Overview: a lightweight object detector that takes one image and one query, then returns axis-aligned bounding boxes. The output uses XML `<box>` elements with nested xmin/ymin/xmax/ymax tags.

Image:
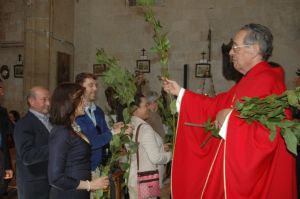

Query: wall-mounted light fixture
<box><xmin>0</xmin><ymin>65</ymin><xmax>10</xmax><ymax>79</ymax></box>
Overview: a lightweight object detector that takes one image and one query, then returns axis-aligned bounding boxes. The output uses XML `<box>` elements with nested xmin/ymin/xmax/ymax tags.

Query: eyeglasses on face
<box><xmin>231</xmin><ymin>44</ymin><xmax>252</xmax><ymax>52</ymax></box>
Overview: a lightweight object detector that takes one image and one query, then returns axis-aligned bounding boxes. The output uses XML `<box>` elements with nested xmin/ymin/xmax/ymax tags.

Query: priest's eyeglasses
<box><xmin>231</xmin><ymin>44</ymin><xmax>252</xmax><ymax>52</ymax></box>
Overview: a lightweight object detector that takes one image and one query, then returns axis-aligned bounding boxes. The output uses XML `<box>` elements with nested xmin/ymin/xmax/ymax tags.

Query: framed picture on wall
<box><xmin>195</xmin><ymin>63</ymin><xmax>211</xmax><ymax>78</ymax></box>
<box><xmin>93</xmin><ymin>64</ymin><xmax>107</xmax><ymax>76</ymax></box>
<box><xmin>57</xmin><ymin>52</ymin><xmax>71</xmax><ymax>84</ymax></box>
<box><xmin>136</xmin><ymin>60</ymin><xmax>150</xmax><ymax>73</ymax></box>
<box><xmin>14</xmin><ymin>64</ymin><xmax>24</xmax><ymax>78</ymax></box>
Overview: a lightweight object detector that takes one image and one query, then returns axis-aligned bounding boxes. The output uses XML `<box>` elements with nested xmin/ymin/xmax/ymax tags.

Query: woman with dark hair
<box><xmin>48</xmin><ymin>83</ymin><xmax>109</xmax><ymax>199</ymax></box>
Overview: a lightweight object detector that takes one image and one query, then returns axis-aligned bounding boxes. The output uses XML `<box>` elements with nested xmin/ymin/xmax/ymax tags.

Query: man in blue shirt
<box><xmin>75</xmin><ymin>73</ymin><xmax>129</xmax><ymax>199</ymax></box>
<box><xmin>75</xmin><ymin>73</ymin><xmax>113</xmax><ymax>172</ymax></box>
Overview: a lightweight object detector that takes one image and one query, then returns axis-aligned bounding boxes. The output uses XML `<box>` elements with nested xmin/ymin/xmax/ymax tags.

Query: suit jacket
<box><xmin>14</xmin><ymin>111</ymin><xmax>50</xmax><ymax>198</ymax></box>
<box><xmin>48</xmin><ymin>125</ymin><xmax>91</xmax><ymax>199</ymax></box>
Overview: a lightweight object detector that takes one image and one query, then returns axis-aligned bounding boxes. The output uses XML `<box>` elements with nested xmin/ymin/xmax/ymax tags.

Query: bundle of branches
<box><xmin>95</xmin><ymin>49</ymin><xmax>138</xmax><ymax>198</ymax></box>
<box><xmin>236</xmin><ymin>87</ymin><xmax>300</xmax><ymax>155</ymax></box>
<box><xmin>204</xmin><ymin>87</ymin><xmax>300</xmax><ymax>155</ymax></box>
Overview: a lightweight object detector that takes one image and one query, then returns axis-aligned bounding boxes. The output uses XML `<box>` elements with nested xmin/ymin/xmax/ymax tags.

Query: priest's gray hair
<box><xmin>241</xmin><ymin>23</ymin><xmax>273</xmax><ymax>61</ymax></box>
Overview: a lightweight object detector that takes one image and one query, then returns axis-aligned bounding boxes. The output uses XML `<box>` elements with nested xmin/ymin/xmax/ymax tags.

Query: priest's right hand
<box><xmin>162</xmin><ymin>78</ymin><xmax>181</xmax><ymax>96</ymax></box>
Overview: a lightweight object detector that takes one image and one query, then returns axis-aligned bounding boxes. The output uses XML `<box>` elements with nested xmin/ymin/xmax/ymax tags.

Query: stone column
<box><xmin>24</xmin><ymin>0</ymin><xmax>51</xmax><ymax>92</ymax></box>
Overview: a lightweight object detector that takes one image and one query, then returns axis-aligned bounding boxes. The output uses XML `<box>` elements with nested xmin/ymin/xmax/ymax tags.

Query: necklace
<box><xmin>71</xmin><ymin>122</ymin><xmax>90</xmax><ymax>144</ymax></box>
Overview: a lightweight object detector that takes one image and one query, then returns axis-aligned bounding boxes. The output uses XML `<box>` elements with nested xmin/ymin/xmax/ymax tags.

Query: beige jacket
<box><xmin>128</xmin><ymin>116</ymin><xmax>172</xmax><ymax>188</ymax></box>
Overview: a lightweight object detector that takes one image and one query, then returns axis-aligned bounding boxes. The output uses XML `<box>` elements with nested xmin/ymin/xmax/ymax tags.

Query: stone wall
<box><xmin>0</xmin><ymin>0</ymin><xmax>25</xmax><ymax>114</ymax></box>
<box><xmin>74</xmin><ymin>0</ymin><xmax>300</xmax><ymax>109</ymax></box>
<box><xmin>0</xmin><ymin>0</ymin><xmax>75</xmax><ymax>114</ymax></box>
<box><xmin>0</xmin><ymin>0</ymin><xmax>299</xmax><ymax>113</ymax></box>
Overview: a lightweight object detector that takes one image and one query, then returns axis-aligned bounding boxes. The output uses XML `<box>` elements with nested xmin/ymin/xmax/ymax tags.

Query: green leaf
<box><xmin>95</xmin><ymin>189</ymin><xmax>103</xmax><ymax>199</ymax></box>
<box><xmin>282</xmin><ymin>129</ymin><xmax>298</xmax><ymax>155</ymax></box>
<box><xmin>170</xmin><ymin>98</ymin><xmax>177</xmax><ymax>115</ymax></box>
<box><xmin>287</xmin><ymin>90</ymin><xmax>300</xmax><ymax>108</ymax></box>
<box><xmin>111</xmin><ymin>135</ymin><xmax>121</xmax><ymax>148</ymax></box>
<box><xmin>122</xmin><ymin>108</ymin><xmax>131</xmax><ymax>124</ymax></box>
<box><xmin>235</xmin><ymin>101</ymin><xmax>244</xmax><ymax>111</ymax></box>
<box><xmin>265</xmin><ymin>122</ymin><xmax>277</xmax><ymax>141</ymax></box>
<box><xmin>267</xmin><ymin>107</ymin><xmax>284</xmax><ymax>118</ymax></box>
<box><xmin>276</xmin><ymin>120</ymin><xmax>295</xmax><ymax>128</ymax></box>
<box><xmin>119</xmin><ymin>162</ymin><xmax>130</xmax><ymax>171</ymax></box>
<box><xmin>127</xmin><ymin>141</ymin><xmax>138</xmax><ymax>153</ymax></box>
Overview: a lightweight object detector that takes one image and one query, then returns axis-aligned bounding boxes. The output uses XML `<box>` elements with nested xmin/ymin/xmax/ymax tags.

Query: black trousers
<box><xmin>16</xmin><ymin>177</ymin><xmax>50</xmax><ymax>199</ymax></box>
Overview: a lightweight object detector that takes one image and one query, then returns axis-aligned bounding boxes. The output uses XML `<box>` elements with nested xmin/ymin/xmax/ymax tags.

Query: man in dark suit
<box><xmin>14</xmin><ymin>86</ymin><xmax>52</xmax><ymax>199</ymax></box>
<box><xmin>0</xmin><ymin>79</ymin><xmax>13</xmax><ymax>196</ymax></box>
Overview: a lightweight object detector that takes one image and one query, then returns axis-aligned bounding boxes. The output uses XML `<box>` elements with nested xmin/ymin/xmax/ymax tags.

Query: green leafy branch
<box><xmin>202</xmin><ymin>87</ymin><xmax>300</xmax><ymax>155</ymax></box>
<box><xmin>157</xmin><ymin>94</ymin><xmax>177</xmax><ymax>146</ymax></box>
<box><xmin>95</xmin><ymin>49</ymin><xmax>138</xmax><ymax>198</ymax></box>
<box><xmin>137</xmin><ymin>0</ymin><xmax>171</xmax><ymax>78</ymax></box>
<box><xmin>185</xmin><ymin>118</ymin><xmax>221</xmax><ymax>148</ymax></box>
<box><xmin>138</xmin><ymin>0</ymin><xmax>177</xmax><ymax>147</ymax></box>
<box><xmin>96</xmin><ymin>49</ymin><xmax>137</xmax><ymax>121</ymax></box>
<box><xmin>235</xmin><ymin>87</ymin><xmax>300</xmax><ymax>155</ymax></box>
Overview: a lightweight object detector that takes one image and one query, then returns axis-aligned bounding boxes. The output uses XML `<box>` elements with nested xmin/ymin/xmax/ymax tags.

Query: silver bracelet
<box><xmin>86</xmin><ymin>180</ymin><xmax>91</xmax><ymax>192</ymax></box>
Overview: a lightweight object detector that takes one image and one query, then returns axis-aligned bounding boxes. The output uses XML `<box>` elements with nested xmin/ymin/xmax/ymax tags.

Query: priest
<box><xmin>163</xmin><ymin>23</ymin><xmax>297</xmax><ymax>199</ymax></box>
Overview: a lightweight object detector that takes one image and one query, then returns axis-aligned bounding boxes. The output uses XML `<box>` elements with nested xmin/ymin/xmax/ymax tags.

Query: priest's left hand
<box><xmin>215</xmin><ymin>108</ymin><xmax>233</xmax><ymax>128</ymax></box>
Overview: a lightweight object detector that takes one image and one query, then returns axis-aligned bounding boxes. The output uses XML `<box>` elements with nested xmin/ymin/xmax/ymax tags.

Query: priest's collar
<box><xmin>243</xmin><ymin>61</ymin><xmax>269</xmax><ymax>77</ymax></box>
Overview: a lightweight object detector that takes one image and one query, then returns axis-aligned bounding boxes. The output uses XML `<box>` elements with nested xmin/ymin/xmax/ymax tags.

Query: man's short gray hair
<box><xmin>241</xmin><ymin>23</ymin><xmax>273</xmax><ymax>61</ymax></box>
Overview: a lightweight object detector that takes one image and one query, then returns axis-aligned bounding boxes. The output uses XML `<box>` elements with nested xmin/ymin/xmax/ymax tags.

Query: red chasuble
<box><xmin>171</xmin><ymin>61</ymin><xmax>297</xmax><ymax>199</ymax></box>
